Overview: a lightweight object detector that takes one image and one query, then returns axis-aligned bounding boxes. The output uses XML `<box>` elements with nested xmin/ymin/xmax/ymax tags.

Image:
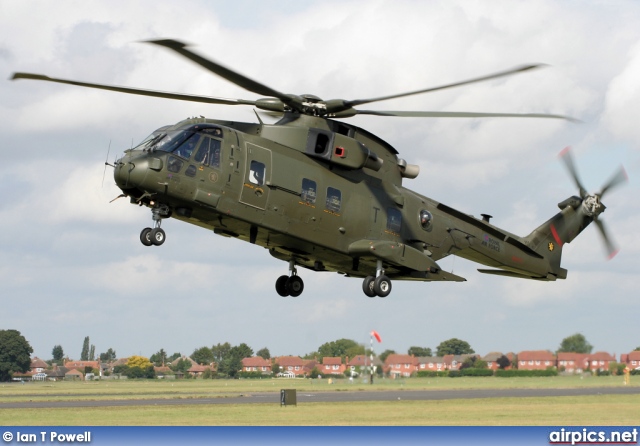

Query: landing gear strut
<box><xmin>362</xmin><ymin>260</ymin><xmax>392</xmax><ymax>298</ymax></box>
<box><xmin>140</xmin><ymin>205</ymin><xmax>170</xmax><ymax>246</ymax></box>
<box><xmin>276</xmin><ymin>260</ymin><xmax>304</xmax><ymax>297</ymax></box>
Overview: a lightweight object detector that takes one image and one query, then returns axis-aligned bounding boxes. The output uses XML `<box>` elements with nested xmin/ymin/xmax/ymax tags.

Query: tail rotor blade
<box><xmin>594</xmin><ymin>218</ymin><xmax>619</xmax><ymax>260</ymax></box>
<box><xmin>599</xmin><ymin>166</ymin><xmax>628</xmax><ymax>198</ymax></box>
<box><xmin>559</xmin><ymin>147</ymin><xmax>588</xmax><ymax>199</ymax></box>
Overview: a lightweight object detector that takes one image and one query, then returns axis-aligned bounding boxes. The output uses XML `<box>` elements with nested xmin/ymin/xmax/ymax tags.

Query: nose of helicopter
<box><xmin>113</xmin><ymin>154</ymin><xmax>151</xmax><ymax>190</ymax></box>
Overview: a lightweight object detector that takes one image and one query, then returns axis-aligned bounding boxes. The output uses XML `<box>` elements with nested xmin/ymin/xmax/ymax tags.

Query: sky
<box><xmin>1</xmin><ymin>0</ymin><xmax>639</xmax><ymax>362</ymax></box>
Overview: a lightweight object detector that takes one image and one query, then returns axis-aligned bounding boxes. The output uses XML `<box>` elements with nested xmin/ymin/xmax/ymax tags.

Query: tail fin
<box><xmin>522</xmin><ymin>196</ymin><xmax>593</xmax><ymax>280</ymax></box>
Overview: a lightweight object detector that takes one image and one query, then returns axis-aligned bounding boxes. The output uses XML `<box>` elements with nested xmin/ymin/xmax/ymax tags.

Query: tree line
<box><xmin>0</xmin><ymin>329</ymin><xmax>632</xmax><ymax>382</ymax></box>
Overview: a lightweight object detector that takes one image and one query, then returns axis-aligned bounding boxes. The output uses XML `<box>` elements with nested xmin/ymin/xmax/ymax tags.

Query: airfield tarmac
<box><xmin>2</xmin><ymin>386</ymin><xmax>639</xmax><ymax>409</ymax></box>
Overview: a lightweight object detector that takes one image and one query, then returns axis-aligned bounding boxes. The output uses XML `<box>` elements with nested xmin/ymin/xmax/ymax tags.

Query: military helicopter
<box><xmin>11</xmin><ymin>39</ymin><xmax>627</xmax><ymax>298</ymax></box>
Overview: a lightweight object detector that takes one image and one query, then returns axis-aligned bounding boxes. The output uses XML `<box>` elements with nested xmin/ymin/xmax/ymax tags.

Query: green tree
<box><xmin>436</xmin><ymin>338</ymin><xmax>475</xmax><ymax>356</ymax></box>
<box><xmin>256</xmin><ymin>347</ymin><xmax>271</xmax><ymax>360</ymax></box>
<box><xmin>318</xmin><ymin>339</ymin><xmax>360</xmax><ymax>359</ymax></box>
<box><xmin>218</xmin><ymin>355</ymin><xmax>243</xmax><ymax>378</ymax></box>
<box><xmin>99</xmin><ymin>348</ymin><xmax>117</xmax><ymax>362</ymax></box>
<box><xmin>0</xmin><ymin>330</ymin><xmax>33</xmax><ymax>382</ymax></box>
<box><xmin>150</xmin><ymin>349</ymin><xmax>168</xmax><ymax>366</ymax></box>
<box><xmin>408</xmin><ymin>346</ymin><xmax>432</xmax><ymax>357</ymax></box>
<box><xmin>230</xmin><ymin>343</ymin><xmax>253</xmax><ymax>360</ymax></box>
<box><xmin>191</xmin><ymin>346</ymin><xmax>214</xmax><ymax>365</ymax></box>
<box><xmin>557</xmin><ymin>333</ymin><xmax>593</xmax><ymax>354</ymax></box>
<box><xmin>52</xmin><ymin>345</ymin><xmax>64</xmax><ymax>363</ymax></box>
<box><xmin>211</xmin><ymin>342</ymin><xmax>231</xmax><ymax>363</ymax></box>
<box><xmin>89</xmin><ymin>345</ymin><xmax>95</xmax><ymax>361</ymax></box>
<box><xmin>170</xmin><ymin>358</ymin><xmax>192</xmax><ymax>374</ymax></box>
<box><xmin>80</xmin><ymin>336</ymin><xmax>90</xmax><ymax>361</ymax></box>
<box><xmin>379</xmin><ymin>349</ymin><xmax>396</xmax><ymax>363</ymax></box>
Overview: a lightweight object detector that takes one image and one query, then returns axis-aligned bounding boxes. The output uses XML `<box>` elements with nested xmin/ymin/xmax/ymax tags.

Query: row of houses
<box><xmin>20</xmin><ymin>350</ymin><xmax>640</xmax><ymax>380</ymax></box>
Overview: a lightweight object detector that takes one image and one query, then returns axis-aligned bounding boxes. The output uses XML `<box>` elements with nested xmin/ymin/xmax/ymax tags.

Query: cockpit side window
<box><xmin>173</xmin><ymin>133</ymin><xmax>201</xmax><ymax>160</ymax></box>
<box><xmin>193</xmin><ymin>136</ymin><xmax>222</xmax><ymax>168</ymax></box>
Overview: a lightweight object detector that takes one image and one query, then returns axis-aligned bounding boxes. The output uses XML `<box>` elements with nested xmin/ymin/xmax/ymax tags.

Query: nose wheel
<box><xmin>275</xmin><ymin>260</ymin><xmax>304</xmax><ymax>297</ymax></box>
<box><xmin>140</xmin><ymin>205</ymin><xmax>170</xmax><ymax>246</ymax></box>
<box><xmin>362</xmin><ymin>260</ymin><xmax>392</xmax><ymax>298</ymax></box>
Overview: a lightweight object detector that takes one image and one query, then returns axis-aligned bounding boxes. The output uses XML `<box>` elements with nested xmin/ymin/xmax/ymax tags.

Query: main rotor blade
<box><xmin>559</xmin><ymin>147</ymin><xmax>588</xmax><ymax>198</ymax></box>
<box><xmin>346</xmin><ymin>64</ymin><xmax>544</xmax><ymax>108</ymax></box>
<box><xmin>11</xmin><ymin>72</ymin><xmax>257</xmax><ymax>106</ymax></box>
<box><xmin>598</xmin><ymin>166</ymin><xmax>628</xmax><ymax>198</ymax></box>
<box><xmin>146</xmin><ymin>39</ymin><xmax>295</xmax><ymax>105</ymax></box>
<box><xmin>355</xmin><ymin>109</ymin><xmax>578</xmax><ymax>121</ymax></box>
<box><xmin>594</xmin><ymin>218</ymin><xmax>619</xmax><ymax>259</ymax></box>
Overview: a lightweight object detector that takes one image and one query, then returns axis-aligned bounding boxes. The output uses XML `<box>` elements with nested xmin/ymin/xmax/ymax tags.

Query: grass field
<box><xmin>1</xmin><ymin>376</ymin><xmax>638</xmax><ymax>425</ymax></box>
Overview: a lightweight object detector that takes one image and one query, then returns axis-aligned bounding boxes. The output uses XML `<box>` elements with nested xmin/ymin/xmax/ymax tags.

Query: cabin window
<box><xmin>185</xmin><ymin>165</ymin><xmax>197</xmax><ymax>177</ymax></box>
<box><xmin>167</xmin><ymin>156</ymin><xmax>183</xmax><ymax>173</ymax></box>
<box><xmin>326</xmin><ymin>187</ymin><xmax>342</xmax><ymax>213</ymax></box>
<box><xmin>387</xmin><ymin>208</ymin><xmax>402</xmax><ymax>233</ymax></box>
<box><xmin>249</xmin><ymin>160</ymin><xmax>265</xmax><ymax>185</ymax></box>
<box><xmin>419</xmin><ymin>210</ymin><xmax>433</xmax><ymax>231</ymax></box>
<box><xmin>301</xmin><ymin>179</ymin><xmax>317</xmax><ymax>205</ymax></box>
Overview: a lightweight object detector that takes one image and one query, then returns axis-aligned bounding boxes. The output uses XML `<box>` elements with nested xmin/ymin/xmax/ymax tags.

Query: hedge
<box><xmin>495</xmin><ymin>369</ymin><xmax>558</xmax><ymax>377</ymax></box>
<box><xmin>460</xmin><ymin>368</ymin><xmax>494</xmax><ymax>377</ymax></box>
<box><xmin>416</xmin><ymin>371</ymin><xmax>448</xmax><ymax>378</ymax></box>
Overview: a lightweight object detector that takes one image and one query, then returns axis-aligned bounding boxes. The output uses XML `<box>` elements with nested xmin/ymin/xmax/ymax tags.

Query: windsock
<box><xmin>371</xmin><ymin>330</ymin><xmax>382</xmax><ymax>343</ymax></box>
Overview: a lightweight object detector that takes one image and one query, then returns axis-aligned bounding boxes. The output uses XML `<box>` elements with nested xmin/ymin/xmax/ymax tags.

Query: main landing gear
<box><xmin>275</xmin><ymin>260</ymin><xmax>305</xmax><ymax>297</ymax></box>
<box><xmin>140</xmin><ymin>205</ymin><xmax>169</xmax><ymax>247</ymax></box>
<box><xmin>362</xmin><ymin>260</ymin><xmax>392</xmax><ymax>298</ymax></box>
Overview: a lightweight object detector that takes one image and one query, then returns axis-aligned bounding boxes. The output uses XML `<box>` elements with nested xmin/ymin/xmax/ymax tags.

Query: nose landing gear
<box><xmin>362</xmin><ymin>260</ymin><xmax>392</xmax><ymax>298</ymax></box>
<box><xmin>140</xmin><ymin>205</ymin><xmax>170</xmax><ymax>246</ymax></box>
<box><xmin>275</xmin><ymin>260</ymin><xmax>305</xmax><ymax>297</ymax></box>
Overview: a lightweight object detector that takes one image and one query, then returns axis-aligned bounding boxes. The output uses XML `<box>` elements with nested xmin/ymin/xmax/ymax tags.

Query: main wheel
<box><xmin>362</xmin><ymin>276</ymin><xmax>376</xmax><ymax>298</ymax></box>
<box><xmin>275</xmin><ymin>275</ymin><xmax>290</xmax><ymax>297</ymax></box>
<box><xmin>373</xmin><ymin>275</ymin><xmax>392</xmax><ymax>297</ymax></box>
<box><xmin>286</xmin><ymin>276</ymin><xmax>304</xmax><ymax>297</ymax></box>
<box><xmin>150</xmin><ymin>227</ymin><xmax>166</xmax><ymax>246</ymax></box>
<box><xmin>140</xmin><ymin>227</ymin><xmax>153</xmax><ymax>246</ymax></box>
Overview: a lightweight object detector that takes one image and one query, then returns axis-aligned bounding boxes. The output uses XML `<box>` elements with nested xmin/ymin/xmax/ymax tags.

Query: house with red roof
<box><xmin>64</xmin><ymin>360</ymin><xmax>100</xmax><ymax>373</ymax></box>
<box><xmin>587</xmin><ymin>352</ymin><xmax>616</xmax><ymax>372</ymax></box>
<box><xmin>621</xmin><ymin>351</ymin><xmax>640</xmax><ymax>370</ymax></box>
<box><xmin>321</xmin><ymin>357</ymin><xmax>346</xmax><ymax>376</ymax></box>
<box><xmin>274</xmin><ymin>356</ymin><xmax>307</xmax><ymax>377</ymax></box>
<box><xmin>242</xmin><ymin>356</ymin><xmax>272</xmax><ymax>374</ymax></box>
<box><xmin>384</xmin><ymin>354</ymin><xmax>418</xmax><ymax>377</ymax></box>
<box><xmin>417</xmin><ymin>356</ymin><xmax>446</xmax><ymax>372</ymax></box>
<box><xmin>517</xmin><ymin>351</ymin><xmax>556</xmax><ymax>370</ymax></box>
<box><xmin>557</xmin><ymin>352</ymin><xmax>589</xmax><ymax>373</ymax></box>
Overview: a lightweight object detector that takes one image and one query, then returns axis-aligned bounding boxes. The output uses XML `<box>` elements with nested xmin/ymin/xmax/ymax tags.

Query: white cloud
<box><xmin>1</xmin><ymin>0</ymin><xmax>639</xmax><ymax>359</ymax></box>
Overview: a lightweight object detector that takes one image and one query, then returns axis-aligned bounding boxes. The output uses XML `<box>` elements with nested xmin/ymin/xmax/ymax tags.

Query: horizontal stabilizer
<box><xmin>477</xmin><ymin>269</ymin><xmax>555</xmax><ymax>281</ymax></box>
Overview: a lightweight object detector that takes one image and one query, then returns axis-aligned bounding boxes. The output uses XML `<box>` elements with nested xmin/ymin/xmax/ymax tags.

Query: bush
<box><xmin>495</xmin><ymin>369</ymin><xmax>558</xmax><ymax>377</ymax></box>
<box><xmin>448</xmin><ymin>370</ymin><xmax>461</xmax><ymax>378</ymax></box>
<box><xmin>237</xmin><ymin>371</ymin><xmax>267</xmax><ymax>379</ymax></box>
<box><xmin>416</xmin><ymin>371</ymin><xmax>448</xmax><ymax>378</ymax></box>
<box><xmin>460</xmin><ymin>368</ymin><xmax>494</xmax><ymax>377</ymax></box>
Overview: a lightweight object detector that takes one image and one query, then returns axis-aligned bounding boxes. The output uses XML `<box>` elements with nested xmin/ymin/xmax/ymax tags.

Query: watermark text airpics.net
<box><xmin>549</xmin><ymin>428</ymin><xmax>638</xmax><ymax>445</ymax></box>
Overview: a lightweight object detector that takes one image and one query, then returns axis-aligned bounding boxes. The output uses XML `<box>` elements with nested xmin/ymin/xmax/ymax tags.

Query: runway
<box><xmin>2</xmin><ymin>386</ymin><xmax>639</xmax><ymax>409</ymax></box>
